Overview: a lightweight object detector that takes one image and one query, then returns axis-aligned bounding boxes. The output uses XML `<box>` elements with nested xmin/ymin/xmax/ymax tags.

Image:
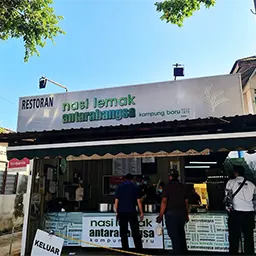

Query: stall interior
<box><xmin>41</xmin><ymin>152</ymin><xmax>230</xmax><ymax>215</ymax></box>
<box><xmin>23</xmin><ymin>152</ymin><xmax>238</xmax><ymax>253</ymax></box>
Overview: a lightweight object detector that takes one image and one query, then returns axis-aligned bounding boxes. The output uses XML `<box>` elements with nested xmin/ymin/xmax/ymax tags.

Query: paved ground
<box><xmin>61</xmin><ymin>248</ymin><xmax>227</xmax><ymax>256</ymax></box>
<box><xmin>0</xmin><ymin>235</ymin><xmax>230</xmax><ymax>256</ymax></box>
<box><xmin>1</xmin><ymin>232</ymin><xmax>21</xmax><ymax>256</ymax></box>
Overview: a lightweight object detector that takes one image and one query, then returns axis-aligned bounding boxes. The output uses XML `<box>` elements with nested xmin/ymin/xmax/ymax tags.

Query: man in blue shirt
<box><xmin>114</xmin><ymin>173</ymin><xmax>144</xmax><ymax>252</ymax></box>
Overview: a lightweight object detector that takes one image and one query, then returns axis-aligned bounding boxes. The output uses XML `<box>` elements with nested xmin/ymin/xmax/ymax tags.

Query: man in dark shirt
<box><xmin>157</xmin><ymin>169</ymin><xmax>189</xmax><ymax>255</ymax></box>
<box><xmin>114</xmin><ymin>173</ymin><xmax>144</xmax><ymax>252</ymax></box>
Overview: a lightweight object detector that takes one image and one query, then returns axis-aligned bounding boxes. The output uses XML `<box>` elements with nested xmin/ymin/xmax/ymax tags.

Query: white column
<box><xmin>20</xmin><ymin>159</ymin><xmax>34</xmax><ymax>256</ymax></box>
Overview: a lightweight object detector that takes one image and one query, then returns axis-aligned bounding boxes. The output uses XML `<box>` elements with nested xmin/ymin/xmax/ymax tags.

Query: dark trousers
<box><xmin>165</xmin><ymin>211</ymin><xmax>187</xmax><ymax>255</ymax></box>
<box><xmin>118</xmin><ymin>212</ymin><xmax>142</xmax><ymax>251</ymax></box>
<box><xmin>228</xmin><ymin>210</ymin><xmax>255</xmax><ymax>255</ymax></box>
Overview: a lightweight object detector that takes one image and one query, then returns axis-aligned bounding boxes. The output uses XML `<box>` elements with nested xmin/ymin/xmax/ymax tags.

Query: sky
<box><xmin>0</xmin><ymin>0</ymin><xmax>256</xmax><ymax>131</ymax></box>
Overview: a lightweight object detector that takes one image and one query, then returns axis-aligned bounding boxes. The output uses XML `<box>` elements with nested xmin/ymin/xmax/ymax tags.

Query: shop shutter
<box><xmin>0</xmin><ymin>171</ymin><xmax>4</xmax><ymax>193</ymax></box>
<box><xmin>4</xmin><ymin>174</ymin><xmax>17</xmax><ymax>194</ymax></box>
<box><xmin>0</xmin><ymin>162</ymin><xmax>6</xmax><ymax>194</ymax></box>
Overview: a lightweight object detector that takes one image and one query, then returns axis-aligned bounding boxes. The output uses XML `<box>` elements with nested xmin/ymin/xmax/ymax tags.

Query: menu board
<box><xmin>164</xmin><ymin>214</ymin><xmax>229</xmax><ymax>252</ymax></box>
<box><xmin>112</xmin><ymin>158</ymin><xmax>141</xmax><ymax>176</ymax></box>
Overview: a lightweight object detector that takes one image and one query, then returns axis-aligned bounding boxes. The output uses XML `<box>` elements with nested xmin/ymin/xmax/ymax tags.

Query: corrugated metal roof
<box><xmin>0</xmin><ymin>114</ymin><xmax>255</xmax><ymax>147</ymax></box>
<box><xmin>230</xmin><ymin>56</ymin><xmax>256</xmax><ymax>87</ymax></box>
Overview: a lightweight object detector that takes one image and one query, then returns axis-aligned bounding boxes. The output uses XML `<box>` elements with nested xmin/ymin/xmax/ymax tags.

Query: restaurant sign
<box><xmin>17</xmin><ymin>74</ymin><xmax>243</xmax><ymax>132</ymax></box>
<box><xmin>82</xmin><ymin>215</ymin><xmax>163</xmax><ymax>248</ymax></box>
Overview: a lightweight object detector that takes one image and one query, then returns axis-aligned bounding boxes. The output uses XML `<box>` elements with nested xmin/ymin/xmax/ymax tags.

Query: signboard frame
<box><xmin>17</xmin><ymin>74</ymin><xmax>243</xmax><ymax>133</ymax></box>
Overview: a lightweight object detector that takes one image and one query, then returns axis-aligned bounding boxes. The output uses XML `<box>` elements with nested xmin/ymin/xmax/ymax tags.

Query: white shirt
<box><xmin>226</xmin><ymin>176</ymin><xmax>256</xmax><ymax>212</ymax></box>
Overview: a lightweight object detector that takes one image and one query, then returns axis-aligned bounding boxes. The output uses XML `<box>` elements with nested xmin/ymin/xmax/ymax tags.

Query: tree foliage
<box><xmin>155</xmin><ymin>0</ymin><xmax>216</xmax><ymax>27</ymax></box>
<box><xmin>0</xmin><ymin>0</ymin><xmax>65</xmax><ymax>61</ymax></box>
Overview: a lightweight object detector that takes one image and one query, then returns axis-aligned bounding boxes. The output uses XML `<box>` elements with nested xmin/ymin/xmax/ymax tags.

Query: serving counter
<box><xmin>42</xmin><ymin>212</ymin><xmax>234</xmax><ymax>251</ymax></box>
<box><xmin>43</xmin><ymin>212</ymin><xmax>163</xmax><ymax>248</ymax></box>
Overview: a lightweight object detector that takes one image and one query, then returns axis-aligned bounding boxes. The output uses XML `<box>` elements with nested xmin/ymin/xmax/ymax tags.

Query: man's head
<box><xmin>135</xmin><ymin>175</ymin><xmax>143</xmax><ymax>185</ymax></box>
<box><xmin>125</xmin><ymin>173</ymin><xmax>134</xmax><ymax>180</ymax></box>
<box><xmin>168</xmin><ymin>169</ymin><xmax>179</xmax><ymax>180</ymax></box>
<box><xmin>233</xmin><ymin>165</ymin><xmax>245</xmax><ymax>178</ymax></box>
<box><xmin>143</xmin><ymin>176</ymin><xmax>150</xmax><ymax>185</ymax></box>
<box><xmin>159</xmin><ymin>182</ymin><xmax>164</xmax><ymax>190</ymax></box>
<box><xmin>136</xmin><ymin>175</ymin><xmax>143</xmax><ymax>181</ymax></box>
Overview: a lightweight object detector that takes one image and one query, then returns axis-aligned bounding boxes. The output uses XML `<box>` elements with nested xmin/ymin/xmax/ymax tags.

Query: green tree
<box><xmin>155</xmin><ymin>0</ymin><xmax>216</xmax><ymax>27</ymax></box>
<box><xmin>0</xmin><ymin>0</ymin><xmax>65</xmax><ymax>62</ymax></box>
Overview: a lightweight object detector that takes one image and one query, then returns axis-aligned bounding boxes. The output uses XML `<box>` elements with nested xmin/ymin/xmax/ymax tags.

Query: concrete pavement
<box><xmin>61</xmin><ymin>248</ymin><xmax>227</xmax><ymax>256</ymax></box>
<box><xmin>1</xmin><ymin>231</ymin><xmax>21</xmax><ymax>256</ymax></box>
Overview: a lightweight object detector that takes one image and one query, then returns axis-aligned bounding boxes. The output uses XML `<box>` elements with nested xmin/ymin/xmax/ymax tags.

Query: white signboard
<box><xmin>31</xmin><ymin>229</ymin><xmax>64</xmax><ymax>256</ymax></box>
<box><xmin>17</xmin><ymin>74</ymin><xmax>243</xmax><ymax>132</ymax></box>
<box><xmin>82</xmin><ymin>215</ymin><xmax>163</xmax><ymax>249</ymax></box>
<box><xmin>0</xmin><ymin>146</ymin><xmax>7</xmax><ymax>163</ymax></box>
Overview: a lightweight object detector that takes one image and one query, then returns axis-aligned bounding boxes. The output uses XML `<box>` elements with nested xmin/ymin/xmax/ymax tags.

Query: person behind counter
<box><xmin>156</xmin><ymin>182</ymin><xmax>164</xmax><ymax>212</ymax></box>
<box><xmin>189</xmin><ymin>188</ymin><xmax>201</xmax><ymax>206</ymax></box>
<box><xmin>75</xmin><ymin>180</ymin><xmax>84</xmax><ymax>210</ymax></box>
<box><xmin>157</xmin><ymin>169</ymin><xmax>189</xmax><ymax>255</ymax></box>
<box><xmin>143</xmin><ymin>176</ymin><xmax>156</xmax><ymax>204</ymax></box>
<box><xmin>114</xmin><ymin>173</ymin><xmax>144</xmax><ymax>253</ymax></box>
<box><xmin>135</xmin><ymin>175</ymin><xmax>146</xmax><ymax>199</ymax></box>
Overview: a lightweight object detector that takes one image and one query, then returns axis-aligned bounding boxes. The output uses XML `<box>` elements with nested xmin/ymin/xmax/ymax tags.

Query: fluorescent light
<box><xmin>189</xmin><ymin>162</ymin><xmax>217</xmax><ymax>165</ymax></box>
<box><xmin>185</xmin><ymin>166</ymin><xmax>210</xmax><ymax>169</ymax></box>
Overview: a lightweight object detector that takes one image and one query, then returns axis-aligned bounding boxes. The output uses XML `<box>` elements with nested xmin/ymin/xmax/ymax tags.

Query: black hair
<box><xmin>125</xmin><ymin>173</ymin><xmax>134</xmax><ymax>180</ymax></box>
<box><xmin>233</xmin><ymin>165</ymin><xmax>245</xmax><ymax>176</ymax></box>
<box><xmin>136</xmin><ymin>175</ymin><xmax>143</xmax><ymax>180</ymax></box>
<box><xmin>169</xmin><ymin>169</ymin><xmax>179</xmax><ymax>179</ymax></box>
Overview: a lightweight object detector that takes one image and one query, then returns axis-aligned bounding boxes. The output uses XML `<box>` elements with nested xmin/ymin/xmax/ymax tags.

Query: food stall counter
<box><xmin>42</xmin><ymin>212</ymin><xmax>235</xmax><ymax>251</ymax></box>
<box><xmin>43</xmin><ymin>212</ymin><xmax>162</xmax><ymax>248</ymax></box>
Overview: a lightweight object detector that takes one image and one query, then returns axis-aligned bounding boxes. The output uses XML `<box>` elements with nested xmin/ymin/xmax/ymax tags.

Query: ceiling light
<box><xmin>185</xmin><ymin>166</ymin><xmax>210</xmax><ymax>169</ymax></box>
<box><xmin>189</xmin><ymin>161</ymin><xmax>217</xmax><ymax>165</ymax></box>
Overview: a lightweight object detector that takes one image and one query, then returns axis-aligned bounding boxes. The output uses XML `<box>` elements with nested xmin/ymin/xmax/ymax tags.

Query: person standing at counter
<box><xmin>157</xmin><ymin>169</ymin><xmax>189</xmax><ymax>255</ymax></box>
<box><xmin>114</xmin><ymin>173</ymin><xmax>144</xmax><ymax>252</ymax></box>
<box><xmin>225</xmin><ymin>166</ymin><xmax>256</xmax><ymax>255</ymax></box>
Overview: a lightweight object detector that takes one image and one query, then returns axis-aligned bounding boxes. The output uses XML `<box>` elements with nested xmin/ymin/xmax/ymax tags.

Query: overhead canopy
<box><xmin>6</xmin><ymin>131</ymin><xmax>256</xmax><ymax>160</ymax></box>
<box><xmin>3</xmin><ymin>115</ymin><xmax>256</xmax><ymax>160</ymax></box>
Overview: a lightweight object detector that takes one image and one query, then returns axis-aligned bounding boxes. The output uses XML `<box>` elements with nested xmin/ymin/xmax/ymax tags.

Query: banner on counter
<box><xmin>164</xmin><ymin>214</ymin><xmax>229</xmax><ymax>252</ymax></box>
<box><xmin>31</xmin><ymin>229</ymin><xmax>64</xmax><ymax>256</ymax></box>
<box><xmin>82</xmin><ymin>215</ymin><xmax>163</xmax><ymax>248</ymax></box>
<box><xmin>44</xmin><ymin>220</ymin><xmax>82</xmax><ymax>247</ymax></box>
<box><xmin>17</xmin><ymin>74</ymin><xmax>243</xmax><ymax>132</ymax></box>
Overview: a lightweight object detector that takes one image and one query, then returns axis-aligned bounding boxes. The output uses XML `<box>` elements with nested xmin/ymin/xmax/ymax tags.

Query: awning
<box><xmin>7</xmin><ymin>131</ymin><xmax>256</xmax><ymax>160</ymax></box>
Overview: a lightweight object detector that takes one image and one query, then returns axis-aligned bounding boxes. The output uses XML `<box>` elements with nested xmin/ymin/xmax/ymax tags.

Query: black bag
<box><xmin>224</xmin><ymin>178</ymin><xmax>247</xmax><ymax>212</ymax></box>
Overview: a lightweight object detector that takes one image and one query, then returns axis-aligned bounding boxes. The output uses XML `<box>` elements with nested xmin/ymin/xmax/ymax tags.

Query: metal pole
<box><xmin>8</xmin><ymin>226</ymin><xmax>15</xmax><ymax>256</ymax></box>
<box><xmin>46</xmin><ymin>78</ymin><xmax>68</xmax><ymax>92</ymax></box>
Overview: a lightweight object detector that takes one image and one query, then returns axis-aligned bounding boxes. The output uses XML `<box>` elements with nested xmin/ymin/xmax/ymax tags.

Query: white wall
<box><xmin>0</xmin><ymin>195</ymin><xmax>23</xmax><ymax>232</ymax></box>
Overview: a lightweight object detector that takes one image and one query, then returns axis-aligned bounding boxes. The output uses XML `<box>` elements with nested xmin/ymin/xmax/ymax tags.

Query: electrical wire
<box><xmin>0</xmin><ymin>96</ymin><xmax>17</xmax><ymax>106</ymax></box>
